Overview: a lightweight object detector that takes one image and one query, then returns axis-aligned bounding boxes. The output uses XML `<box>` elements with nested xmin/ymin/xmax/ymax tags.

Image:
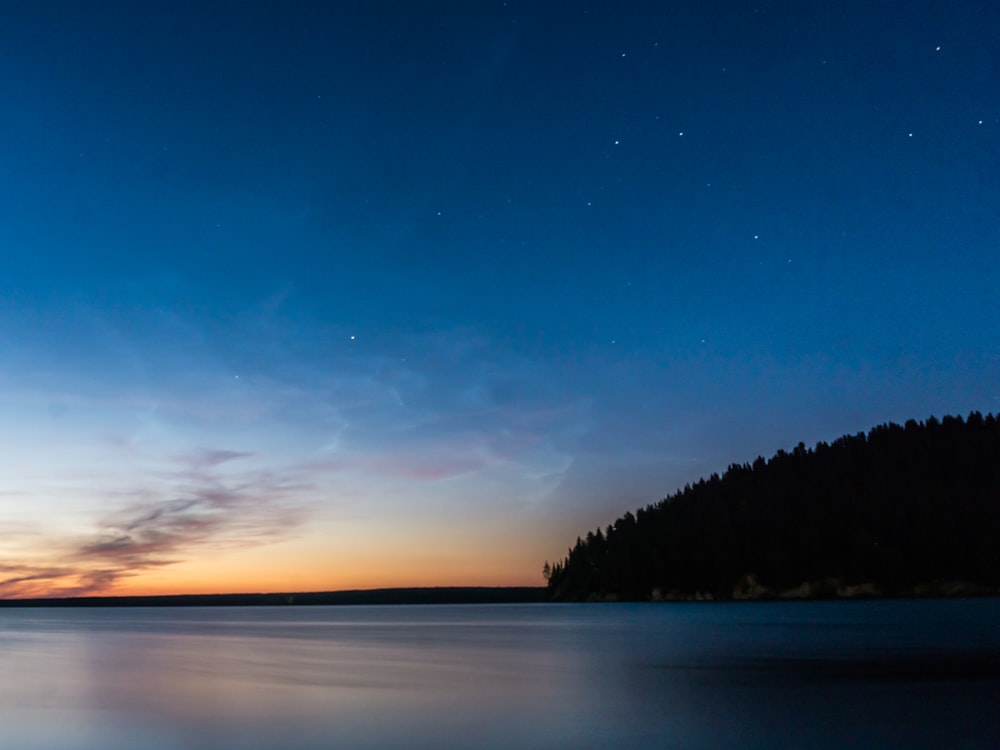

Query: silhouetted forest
<box><xmin>545</xmin><ymin>414</ymin><xmax>1000</xmax><ymax>601</ymax></box>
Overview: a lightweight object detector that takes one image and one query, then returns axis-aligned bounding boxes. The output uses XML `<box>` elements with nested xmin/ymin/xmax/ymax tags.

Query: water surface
<box><xmin>0</xmin><ymin>599</ymin><xmax>997</xmax><ymax>749</ymax></box>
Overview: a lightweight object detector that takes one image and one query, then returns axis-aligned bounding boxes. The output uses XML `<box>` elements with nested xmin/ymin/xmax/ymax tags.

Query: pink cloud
<box><xmin>0</xmin><ymin>451</ymin><xmax>308</xmax><ymax>599</ymax></box>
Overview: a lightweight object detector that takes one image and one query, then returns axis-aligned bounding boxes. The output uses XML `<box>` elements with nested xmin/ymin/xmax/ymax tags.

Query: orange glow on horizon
<box><xmin>0</xmin><ymin>511</ymin><xmax>561</xmax><ymax>600</ymax></box>
<box><xmin>3</xmin><ymin>545</ymin><xmax>547</xmax><ymax>600</ymax></box>
<box><xmin>102</xmin><ymin>570</ymin><xmax>541</xmax><ymax>598</ymax></box>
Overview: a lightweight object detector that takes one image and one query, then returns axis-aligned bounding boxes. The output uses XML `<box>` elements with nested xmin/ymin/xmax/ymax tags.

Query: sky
<box><xmin>0</xmin><ymin>0</ymin><xmax>997</xmax><ymax>598</ymax></box>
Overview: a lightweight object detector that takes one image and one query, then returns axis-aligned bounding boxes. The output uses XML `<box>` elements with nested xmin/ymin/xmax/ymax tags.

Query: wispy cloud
<box><xmin>182</xmin><ymin>448</ymin><xmax>255</xmax><ymax>470</ymax></box>
<box><xmin>0</xmin><ymin>563</ymin><xmax>80</xmax><ymax>599</ymax></box>
<box><xmin>0</xmin><ymin>450</ymin><xmax>309</xmax><ymax>599</ymax></box>
<box><xmin>0</xmin><ymin>325</ymin><xmax>588</xmax><ymax>598</ymax></box>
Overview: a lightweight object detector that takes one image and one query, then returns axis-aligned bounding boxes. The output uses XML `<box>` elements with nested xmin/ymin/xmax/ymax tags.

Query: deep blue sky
<box><xmin>1</xmin><ymin>1</ymin><xmax>997</xmax><ymax>595</ymax></box>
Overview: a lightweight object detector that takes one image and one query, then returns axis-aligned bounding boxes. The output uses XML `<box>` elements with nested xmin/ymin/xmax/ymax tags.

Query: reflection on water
<box><xmin>0</xmin><ymin>600</ymin><xmax>997</xmax><ymax>749</ymax></box>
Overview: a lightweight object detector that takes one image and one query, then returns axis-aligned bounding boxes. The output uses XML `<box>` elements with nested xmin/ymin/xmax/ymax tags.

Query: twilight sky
<box><xmin>1</xmin><ymin>1</ymin><xmax>997</xmax><ymax>597</ymax></box>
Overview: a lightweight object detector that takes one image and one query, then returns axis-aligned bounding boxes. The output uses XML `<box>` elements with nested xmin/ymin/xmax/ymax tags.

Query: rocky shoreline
<box><xmin>643</xmin><ymin>576</ymin><xmax>1000</xmax><ymax>602</ymax></box>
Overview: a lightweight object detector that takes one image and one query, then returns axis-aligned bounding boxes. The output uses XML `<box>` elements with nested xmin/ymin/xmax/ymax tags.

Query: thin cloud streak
<box><xmin>0</xmin><ymin>452</ymin><xmax>311</xmax><ymax>598</ymax></box>
<box><xmin>0</xmin><ymin>564</ymin><xmax>81</xmax><ymax>599</ymax></box>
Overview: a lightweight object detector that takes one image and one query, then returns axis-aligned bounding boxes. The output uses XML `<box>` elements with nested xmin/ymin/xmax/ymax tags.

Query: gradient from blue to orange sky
<box><xmin>1</xmin><ymin>1</ymin><xmax>997</xmax><ymax>596</ymax></box>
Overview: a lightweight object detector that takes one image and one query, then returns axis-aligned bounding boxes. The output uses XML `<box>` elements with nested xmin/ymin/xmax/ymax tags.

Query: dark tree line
<box><xmin>545</xmin><ymin>413</ymin><xmax>1000</xmax><ymax>601</ymax></box>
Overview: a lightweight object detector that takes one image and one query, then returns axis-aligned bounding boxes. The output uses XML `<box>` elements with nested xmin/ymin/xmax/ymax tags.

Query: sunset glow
<box><xmin>1</xmin><ymin>1</ymin><xmax>996</xmax><ymax>598</ymax></box>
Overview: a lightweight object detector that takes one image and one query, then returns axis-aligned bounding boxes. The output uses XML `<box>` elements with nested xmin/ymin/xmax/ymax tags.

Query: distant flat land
<box><xmin>0</xmin><ymin>587</ymin><xmax>547</xmax><ymax>607</ymax></box>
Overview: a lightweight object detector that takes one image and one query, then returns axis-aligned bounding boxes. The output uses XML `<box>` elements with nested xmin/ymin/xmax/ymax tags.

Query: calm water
<box><xmin>0</xmin><ymin>599</ymin><xmax>997</xmax><ymax>749</ymax></box>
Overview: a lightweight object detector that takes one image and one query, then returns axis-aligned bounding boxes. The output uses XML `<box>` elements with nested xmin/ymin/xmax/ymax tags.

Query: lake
<box><xmin>0</xmin><ymin>599</ymin><xmax>997</xmax><ymax>749</ymax></box>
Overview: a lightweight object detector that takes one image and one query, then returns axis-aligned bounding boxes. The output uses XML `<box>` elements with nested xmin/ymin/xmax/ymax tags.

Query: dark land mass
<box><xmin>546</xmin><ymin>413</ymin><xmax>1000</xmax><ymax>602</ymax></box>
<box><xmin>0</xmin><ymin>587</ymin><xmax>546</xmax><ymax>608</ymax></box>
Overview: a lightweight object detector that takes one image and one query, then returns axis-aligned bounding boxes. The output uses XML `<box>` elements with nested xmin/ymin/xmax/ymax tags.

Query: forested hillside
<box><xmin>545</xmin><ymin>414</ymin><xmax>1000</xmax><ymax>601</ymax></box>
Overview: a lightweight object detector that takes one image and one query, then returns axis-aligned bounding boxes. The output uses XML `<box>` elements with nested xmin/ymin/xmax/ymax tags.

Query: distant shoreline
<box><xmin>0</xmin><ymin>586</ymin><xmax>548</xmax><ymax>608</ymax></box>
<box><xmin>2</xmin><ymin>585</ymin><xmax>995</xmax><ymax>608</ymax></box>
